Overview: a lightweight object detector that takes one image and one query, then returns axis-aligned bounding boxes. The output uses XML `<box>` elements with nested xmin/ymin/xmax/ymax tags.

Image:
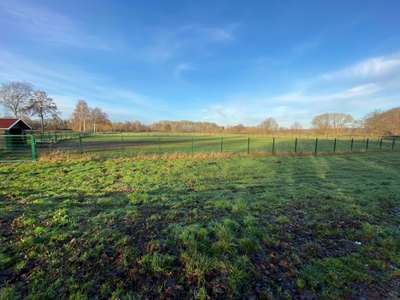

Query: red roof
<box><xmin>0</xmin><ymin>118</ymin><xmax>31</xmax><ymax>130</ymax></box>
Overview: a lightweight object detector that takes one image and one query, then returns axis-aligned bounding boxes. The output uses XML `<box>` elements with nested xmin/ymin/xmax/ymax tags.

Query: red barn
<box><xmin>0</xmin><ymin>118</ymin><xmax>32</xmax><ymax>135</ymax></box>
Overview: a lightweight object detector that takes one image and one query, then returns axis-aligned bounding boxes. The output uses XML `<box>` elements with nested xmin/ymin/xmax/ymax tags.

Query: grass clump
<box><xmin>138</xmin><ymin>252</ymin><xmax>175</xmax><ymax>274</ymax></box>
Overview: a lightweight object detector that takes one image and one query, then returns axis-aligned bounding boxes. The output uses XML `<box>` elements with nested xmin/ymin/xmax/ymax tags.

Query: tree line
<box><xmin>0</xmin><ymin>81</ymin><xmax>399</xmax><ymax>136</ymax></box>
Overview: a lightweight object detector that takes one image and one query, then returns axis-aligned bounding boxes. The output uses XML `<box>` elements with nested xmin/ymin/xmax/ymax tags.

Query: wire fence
<box><xmin>0</xmin><ymin>135</ymin><xmax>35</xmax><ymax>162</ymax></box>
<box><xmin>0</xmin><ymin>133</ymin><xmax>399</xmax><ymax>162</ymax></box>
<box><xmin>0</xmin><ymin>132</ymin><xmax>91</xmax><ymax>162</ymax></box>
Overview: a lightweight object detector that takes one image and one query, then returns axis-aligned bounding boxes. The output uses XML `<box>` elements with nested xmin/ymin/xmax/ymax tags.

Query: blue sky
<box><xmin>0</xmin><ymin>0</ymin><xmax>399</xmax><ymax>127</ymax></box>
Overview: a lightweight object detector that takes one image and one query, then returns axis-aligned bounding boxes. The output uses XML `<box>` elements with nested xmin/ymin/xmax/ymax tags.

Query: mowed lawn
<box><xmin>1</xmin><ymin>153</ymin><xmax>400</xmax><ymax>299</ymax></box>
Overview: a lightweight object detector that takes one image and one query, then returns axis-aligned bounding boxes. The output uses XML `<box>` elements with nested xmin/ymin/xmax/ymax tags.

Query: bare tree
<box><xmin>226</xmin><ymin>124</ymin><xmax>247</xmax><ymax>133</ymax></box>
<box><xmin>150</xmin><ymin>120</ymin><xmax>222</xmax><ymax>133</ymax></box>
<box><xmin>364</xmin><ymin>108</ymin><xmax>400</xmax><ymax>135</ymax></box>
<box><xmin>27</xmin><ymin>90</ymin><xmax>59</xmax><ymax>133</ymax></box>
<box><xmin>290</xmin><ymin>121</ymin><xmax>303</xmax><ymax>130</ymax></box>
<box><xmin>258</xmin><ymin>117</ymin><xmax>279</xmax><ymax>133</ymax></box>
<box><xmin>71</xmin><ymin>100</ymin><xmax>90</xmax><ymax>132</ymax></box>
<box><xmin>0</xmin><ymin>82</ymin><xmax>33</xmax><ymax>118</ymax></box>
<box><xmin>90</xmin><ymin>107</ymin><xmax>110</xmax><ymax>132</ymax></box>
<box><xmin>312</xmin><ymin>113</ymin><xmax>354</xmax><ymax>135</ymax></box>
<box><xmin>290</xmin><ymin>121</ymin><xmax>303</xmax><ymax>135</ymax></box>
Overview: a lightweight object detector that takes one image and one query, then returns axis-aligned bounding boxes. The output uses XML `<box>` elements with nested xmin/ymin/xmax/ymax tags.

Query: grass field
<box><xmin>1</xmin><ymin>152</ymin><xmax>399</xmax><ymax>299</ymax></box>
<box><xmin>46</xmin><ymin>133</ymin><xmax>398</xmax><ymax>159</ymax></box>
<box><xmin>1</xmin><ymin>133</ymin><xmax>398</xmax><ymax>161</ymax></box>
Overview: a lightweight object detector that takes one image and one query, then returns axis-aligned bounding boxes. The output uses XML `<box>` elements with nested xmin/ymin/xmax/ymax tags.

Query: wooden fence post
<box><xmin>314</xmin><ymin>138</ymin><xmax>318</xmax><ymax>155</ymax></box>
<box><xmin>247</xmin><ymin>137</ymin><xmax>250</xmax><ymax>154</ymax></box>
<box><xmin>79</xmin><ymin>134</ymin><xmax>83</xmax><ymax>154</ymax></box>
<box><xmin>333</xmin><ymin>138</ymin><xmax>337</xmax><ymax>153</ymax></box>
<box><xmin>272</xmin><ymin>137</ymin><xmax>276</xmax><ymax>154</ymax></box>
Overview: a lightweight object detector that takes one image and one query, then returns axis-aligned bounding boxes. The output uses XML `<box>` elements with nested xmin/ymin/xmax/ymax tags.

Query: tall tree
<box><xmin>258</xmin><ymin>117</ymin><xmax>279</xmax><ymax>132</ymax></box>
<box><xmin>290</xmin><ymin>121</ymin><xmax>303</xmax><ymax>135</ymax></box>
<box><xmin>71</xmin><ymin>100</ymin><xmax>90</xmax><ymax>132</ymax></box>
<box><xmin>90</xmin><ymin>107</ymin><xmax>109</xmax><ymax>132</ymax></box>
<box><xmin>364</xmin><ymin>108</ymin><xmax>400</xmax><ymax>135</ymax></box>
<box><xmin>312</xmin><ymin>113</ymin><xmax>354</xmax><ymax>135</ymax></box>
<box><xmin>290</xmin><ymin>121</ymin><xmax>303</xmax><ymax>130</ymax></box>
<box><xmin>0</xmin><ymin>82</ymin><xmax>33</xmax><ymax>118</ymax></box>
<box><xmin>27</xmin><ymin>90</ymin><xmax>59</xmax><ymax>133</ymax></box>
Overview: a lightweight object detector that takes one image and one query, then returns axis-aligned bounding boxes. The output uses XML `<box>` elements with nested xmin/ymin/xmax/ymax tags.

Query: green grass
<box><xmin>1</xmin><ymin>152</ymin><xmax>400</xmax><ymax>299</ymax></box>
<box><xmin>52</xmin><ymin>133</ymin><xmax>398</xmax><ymax>159</ymax></box>
<box><xmin>1</xmin><ymin>132</ymin><xmax>399</xmax><ymax>161</ymax></box>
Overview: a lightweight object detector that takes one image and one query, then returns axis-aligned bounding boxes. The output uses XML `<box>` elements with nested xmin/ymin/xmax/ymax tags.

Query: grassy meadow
<box><xmin>1</xmin><ymin>132</ymin><xmax>398</xmax><ymax>162</ymax></box>
<box><xmin>50</xmin><ymin>133</ymin><xmax>398</xmax><ymax>159</ymax></box>
<box><xmin>1</xmin><ymin>152</ymin><xmax>400</xmax><ymax>299</ymax></box>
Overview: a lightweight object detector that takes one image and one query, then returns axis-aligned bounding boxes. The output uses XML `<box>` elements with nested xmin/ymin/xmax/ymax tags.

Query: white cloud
<box><xmin>202</xmin><ymin>101</ymin><xmax>312</xmax><ymax>127</ymax></box>
<box><xmin>340</xmin><ymin>83</ymin><xmax>382</xmax><ymax>98</ymax></box>
<box><xmin>322</xmin><ymin>54</ymin><xmax>400</xmax><ymax>81</ymax></box>
<box><xmin>271</xmin><ymin>83</ymin><xmax>382</xmax><ymax>103</ymax></box>
<box><xmin>0</xmin><ymin>50</ymin><xmax>167</xmax><ymax>121</ymax></box>
<box><xmin>200</xmin><ymin>80</ymin><xmax>392</xmax><ymax>127</ymax></box>
<box><xmin>198</xmin><ymin>51</ymin><xmax>400</xmax><ymax>127</ymax></box>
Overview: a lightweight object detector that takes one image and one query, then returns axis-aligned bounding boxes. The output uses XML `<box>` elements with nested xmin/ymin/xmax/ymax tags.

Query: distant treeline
<box><xmin>34</xmin><ymin>106</ymin><xmax>399</xmax><ymax>137</ymax></box>
<box><xmin>1</xmin><ymin>81</ymin><xmax>399</xmax><ymax>136</ymax></box>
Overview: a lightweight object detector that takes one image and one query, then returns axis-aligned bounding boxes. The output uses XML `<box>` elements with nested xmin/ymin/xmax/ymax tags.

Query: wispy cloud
<box><xmin>0</xmin><ymin>1</ymin><xmax>112</xmax><ymax>50</ymax></box>
<box><xmin>200</xmin><ymin>52</ymin><xmax>400</xmax><ymax>127</ymax></box>
<box><xmin>341</xmin><ymin>83</ymin><xmax>382</xmax><ymax>98</ymax></box>
<box><xmin>200</xmin><ymin>26</ymin><xmax>236</xmax><ymax>42</ymax></box>
<box><xmin>202</xmin><ymin>101</ymin><xmax>312</xmax><ymax>127</ymax></box>
<box><xmin>291</xmin><ymin>38</ymin><xmax>320</xmax><ymax>57</ymax></box>
<box><xmin>143</xmin><ymin>23</ymin><xmax>239</xmax><ymax>63</ymax></box>
<box><xmin>270</xmin><ymin>83</ymin><xmax>382</xmax><ymax>103</ymax></box>
<box><xmin>322</xmin><ymin>53</ymin><xmax>400</xmax><ymax>81</ymax></box>
<box><xmin>0</xmin><ymin>50</ymin><xmax>167</xmax><ymax>121</ymax></box>
<box><xmin>201</xmin><ymin>84</ymin><xmax>394</xmax><ymax>127</ymax></box>
<box><xmin>173</xmin><ymin>62</ymin><xmax>194</xmax><ymax>80</ymax></box>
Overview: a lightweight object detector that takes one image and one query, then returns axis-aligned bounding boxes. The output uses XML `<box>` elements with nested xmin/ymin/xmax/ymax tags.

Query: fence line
<box><xmin>1</xmin><ymin>133</ymin><xmax>399</xmax><ymax>162</ymax></box>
